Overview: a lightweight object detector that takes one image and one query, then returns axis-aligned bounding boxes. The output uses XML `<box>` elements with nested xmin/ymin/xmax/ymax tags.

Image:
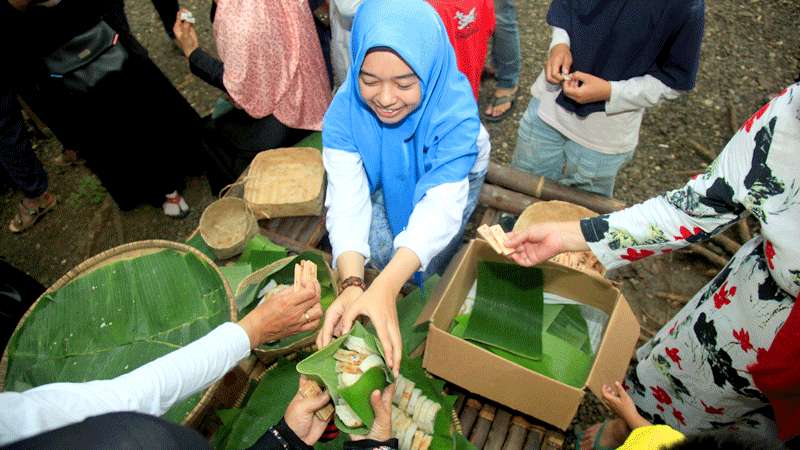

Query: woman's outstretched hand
<box><xmin>504</xmin><ymin>221</ymin><xmax>588</xmax><ymax>267</ymax></box>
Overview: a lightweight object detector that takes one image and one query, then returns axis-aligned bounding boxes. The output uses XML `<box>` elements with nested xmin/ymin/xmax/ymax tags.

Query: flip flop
<box><xmin>574</xmin><ymin>421</ymin><xmax>615</xmax><ymax>450</ymax></box>
<box><xmin>8</xmin><ymin>193</ymin><xmax>57</xmax><ymax>233</ymax></box>
<box><xmin>482</xmin><ymin>93</ymin><xmax>516</xmax><ymax>123</ymax></box>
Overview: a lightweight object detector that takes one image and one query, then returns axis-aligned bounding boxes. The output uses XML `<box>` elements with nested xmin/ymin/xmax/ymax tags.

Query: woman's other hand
<box><xmin>238</xmin><ymin>284</ymin><xmax>322</xmax><ymax>349</ymax></box>
<box><xmin>562</xmin><ymin>71</ymin><xmax>612</xmax><ymax>104</ymax></box>
<box><xmin>504</xmin><ymin>221</ymin><xmax>588</xmax><ymax>267</ymax></box>
<box><xmin>285</xmin><ymin>376</ymin><xmax>332</xmax><ymax>446</ymax></box>
<box><xmin>173</xmin><ymin>8</ymin><xmax>199</xmax><ymax>58</ymax></box>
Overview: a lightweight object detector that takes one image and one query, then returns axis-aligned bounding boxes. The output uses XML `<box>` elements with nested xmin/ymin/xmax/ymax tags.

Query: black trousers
<box><xmin>0</xmin><ymin>85</ymin><xmax>47</xmax><ymax>199</ymax></box>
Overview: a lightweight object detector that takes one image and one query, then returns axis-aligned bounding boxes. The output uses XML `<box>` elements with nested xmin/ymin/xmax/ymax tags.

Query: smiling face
<box><xmin>358</xmin><ymin>50</ymin><xmax>422</xmax><ymax>124</ymax></box>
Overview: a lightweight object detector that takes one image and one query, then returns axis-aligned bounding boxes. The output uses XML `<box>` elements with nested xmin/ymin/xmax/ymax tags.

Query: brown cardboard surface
<box><xmin>422</xmin><ymin>239</ymin><xmax>640</xmax><ymax>430</ymax></box>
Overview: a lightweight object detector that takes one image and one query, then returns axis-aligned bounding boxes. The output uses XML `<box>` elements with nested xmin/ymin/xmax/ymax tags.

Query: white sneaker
<box><xmin>163</xmin><ymin>191</ymin><xmax>190</xmax><ymax>218</ymax></box>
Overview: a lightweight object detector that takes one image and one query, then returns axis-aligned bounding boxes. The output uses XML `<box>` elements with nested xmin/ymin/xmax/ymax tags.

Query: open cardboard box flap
<box><xmin>418</xmin><ymin>239</ymin><xmax>641</xmax><ymax>429</ymax></box>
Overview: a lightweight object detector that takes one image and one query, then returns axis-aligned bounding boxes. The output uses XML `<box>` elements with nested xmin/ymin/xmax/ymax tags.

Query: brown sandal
<box><xmin>9</xmin><ymin>192</ymin><xmax>57</xmax><ymax>233</ymax></box>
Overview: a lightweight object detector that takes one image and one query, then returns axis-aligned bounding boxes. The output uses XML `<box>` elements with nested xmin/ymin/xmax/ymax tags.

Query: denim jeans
<box><xmin>512</xmin><ymin>97</ymin><xmax>633</xmax><ymax>197</ymax></box>
<box><xmin>491</xmin><ymin>0</ymin><xmax>520</xmax><ymax>89</ymax></box>
<box><xmin>368</xmin><ymin>170</ymin><xmax>486</xmax><ymax>278</ymax></box>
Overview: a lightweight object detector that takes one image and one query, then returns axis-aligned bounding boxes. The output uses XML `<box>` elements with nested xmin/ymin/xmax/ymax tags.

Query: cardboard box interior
<box><xmin>420</xmin><ymin>239</ymin><xmax>640</xmax><ymax>430</ymax></box>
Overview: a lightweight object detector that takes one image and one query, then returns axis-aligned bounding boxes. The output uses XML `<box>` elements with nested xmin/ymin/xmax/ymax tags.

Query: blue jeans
<box><xmin>492</xmin><ymin>0</ymin><xmax>520</xmax><ymax>89</ymax></box>
<box><xmin>368</xmin><ymin>170</ymin><xmax>486</xmax><ymax>278</ymax></box>
<box><xmin>512</xmin><ymin>98</ymin><xmax>633</xmax><ymax>197</ymax></box>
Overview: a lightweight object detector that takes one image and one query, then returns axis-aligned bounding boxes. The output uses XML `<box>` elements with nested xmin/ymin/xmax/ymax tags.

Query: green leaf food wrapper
<box><xmin>296</xmin><ymin>322</ymin><xmax>392</xmax><ymax>434</ymax></box>
<box><xmin>238</xmin><ymin>234</ymin><xmax>289</xmax><ymax>272</ymax></box>
<box><xmin>220</xmin><ymin>263</ymin><xmax>253</xmax><ymax>293</ymax></box>
<box><xmin>463</xmin><ymin>262</ymin><xmax>544</xmax><ymax>360</ymax></box>
<box><xmin>338</xmin><ymin>366</ymin><xmax>388</xmax><ymax>427</ymax></box>
<box><xmin>4</xmin><ymin>249</ymin><xmax>231</xmax><ymax>423</ymax></box>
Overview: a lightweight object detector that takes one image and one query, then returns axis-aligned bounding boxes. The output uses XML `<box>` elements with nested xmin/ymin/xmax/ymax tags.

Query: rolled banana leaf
<box><xmin>238</xmin><ymin>234</ymin><xmax>289</xmax><ymax>271</ymax></box>
<box><xmin>463</xmin><ymin>262</ymin><xmax>544</xmax><ymax>360</ymax></box>
<box><xmin>296</xmin><ymin>322</ymin><xmax>391</xmax><ymax>434</ymax></box>
<box><xmin>3</xmin><ymin>248</ymin><xmax>232</xmax><ymax>423</ymax></box>
<box><xmin>338</xmin><ymin>366</ymin><xmax>388</xmax><ymax>427</ymax></box>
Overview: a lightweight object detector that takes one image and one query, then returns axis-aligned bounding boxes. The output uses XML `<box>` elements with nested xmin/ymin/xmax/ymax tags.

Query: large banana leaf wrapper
<box><xmin>2</xmin><ymin>247</ymin><xmax>233</xmax><ymax>423</ymax></box>
<box><xmin>236</xmin><ymin>251</ymin><xmax>338</xmax><ymax>363</ymax></box>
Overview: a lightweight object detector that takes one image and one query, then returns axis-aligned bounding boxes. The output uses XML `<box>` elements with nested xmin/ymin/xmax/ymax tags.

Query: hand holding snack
<box><xmin>173</xmin><ymin>8</ymin><xmax>199</xmax><ymax>58</ymax></box>
<box><xmin>504</xmin><ymin>221</ymin><xmax>588</xmax><ymax>267</ymax></box>
<box><xmin>285</xmin><ymin>376</ymin><xmax>333</xmax><ymax>445</ymax></box>
<box><xmin>546</xmin><ymin>43</ymin><xmax>572</xmax><ymax>84</ymax></box>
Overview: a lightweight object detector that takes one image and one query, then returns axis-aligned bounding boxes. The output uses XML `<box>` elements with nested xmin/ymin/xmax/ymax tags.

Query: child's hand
<box><xmin>602</xmin><ymin>382</ymin><xmax>650</xmax><ymax>429</ymax></box>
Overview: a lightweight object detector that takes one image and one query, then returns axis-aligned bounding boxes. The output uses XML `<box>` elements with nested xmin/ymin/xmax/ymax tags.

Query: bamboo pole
<box><xmin>479</xmin><ymin>183</ymin><xmax>540</xmax><ymax>215</ymax></box>
<box><xmin>711</xmin><ymin>234</ymin><xmax>741</xmax><ymax>254</ymax></box>
<box><xmin>484</xmin><ymin>409</ymin><xmax>512</xmax><ymax>450</ymax></box>
<box><xmin>687</xmin><ymin>244</ymin><xmax>728</xmax><ymax>267</ymax></box>
<box><xmin>523</xmin><ymin>425</ymin><xmax>546</xmax><ymax>450</ymax></box>
<box><xmin>737</xmin><ymin>219</ymin><xmax>752</xmax><ymax>243</ymax></box>
<box><xmin>486</xmin><ymin>162</ymin><xmax>626</xmax><ymax>214</ymax></box>
<box><xmin>502</xmin><ymin>417</ymin><xmax>530</xmax><ymax>450</ymax></box>
<box><xmin>460</xmin><ymin>398</ymin><xmax>482</xmax><ymax>437</ymax></box>
<box><xmin>469</xmin><ymin>404</ymin><xmax>496</xmax><ymax>448</ymax></box>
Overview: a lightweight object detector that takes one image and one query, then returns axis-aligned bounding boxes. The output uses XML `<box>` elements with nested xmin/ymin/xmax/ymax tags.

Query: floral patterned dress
<box><xmin>580</xmin><ymin>83</ymin><xmax>800</xmax><ymax>436</ymax></box>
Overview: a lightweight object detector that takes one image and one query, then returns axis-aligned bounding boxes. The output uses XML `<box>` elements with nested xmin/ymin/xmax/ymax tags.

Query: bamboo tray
<box><xmin>244</xmin><ymin>147</ymin><xmax>325</xmax><ymax>219</ymax></box>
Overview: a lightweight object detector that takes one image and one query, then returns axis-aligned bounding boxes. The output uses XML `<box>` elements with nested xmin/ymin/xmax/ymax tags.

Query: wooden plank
<box><xmin>484</xmin><ymin>409</ymin><xmax>512</xmax><ymax>450</ymax></box>
<box><xmin>486</xmin><ymin>162</ymin><xmax>625</xmax><ymax>214</ymax></box>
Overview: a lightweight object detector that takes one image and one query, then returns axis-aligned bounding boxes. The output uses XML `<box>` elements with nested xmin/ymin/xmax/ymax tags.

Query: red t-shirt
<box><xmin>428</xmin><ymin>0</ymin><xmax>495</xmax><ymax>100</ymax></box>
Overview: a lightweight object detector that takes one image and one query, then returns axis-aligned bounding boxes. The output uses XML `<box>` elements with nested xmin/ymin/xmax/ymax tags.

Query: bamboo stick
<box><xmin>480</xmin><ymin>183</ymin><xmax>540</xmax><ymax>215</ymax></box>
<box><xmin>484</xmin><ymin>409</ymin><xmax>512</xmax><ymax>450</ymax></box>
<box><xmin>687</xmin><ymin>244</ymin><xmax>728</xmax><ymax>267</ymax></box>
<box><xmin>501</xmin><ymin>417</ymin><xmax>530</xmax><ymax>450</ymax></box>
<box><xmin>460</xmin><ymin>398</ymin><xmax>482</xmax><ymax>437</ymax></box>
<box><xmin>523</xmin><ymin>425</ymin><xmax>546</xmax><ymax>450</ymax></box>
<box><xmin>687</xmin><ymin>139</ymin><xmax>717</xmax><ymax>163</ymax></box>
<box><xmin>737</xmin><ymin>219</ymin><xmax>752</xmax><ymax>243</ymax></box>
<box><xmin>711</xmin><ymin>234</ymin><xmax>741</xmax><ymax>254</ymax></box>
<box><xmin>486</xmin><ymin>162</ymin><xmax>626</xmax><ymax>214</ymax></box>
<box><xmin>469</xmin><ymin>404</ymin><xmax>496</xmax><ymax>448</ymax></box>
<box><xmin>542</xmin><ymin>431</ymin><xmax>565</xmax><ymax>450</ymax></box>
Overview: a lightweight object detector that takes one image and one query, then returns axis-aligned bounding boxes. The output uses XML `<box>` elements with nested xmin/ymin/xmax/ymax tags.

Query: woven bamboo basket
<box><xmin>236</xmin><ymin>254</ymin><xmax>339</xmax><ymax>366</ymax></box>
<box><xmin>513</xmin><ymin>200</ymin><xmax>606</xmax><ymax>277</ymax></box>
<box><xmin>199</xmin><ymin>197</ymin><xmax>258</xmax><ymax>259</ymax></box>
<box><xmin>244</xmin><ymin>147</ymin><xmax>325</xmax><ymax>219</ymax></box>
<box><xmin>0</xmin><ymin>240</ymin><xmax>237</xmax><ymax>428</ymax></box>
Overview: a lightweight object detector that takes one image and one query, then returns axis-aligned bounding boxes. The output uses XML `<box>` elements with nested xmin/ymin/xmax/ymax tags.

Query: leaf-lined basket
<box><xmin>0</xmin><ymin>240</ymin><xmax>236</xmax><ymax>426</ymax></box>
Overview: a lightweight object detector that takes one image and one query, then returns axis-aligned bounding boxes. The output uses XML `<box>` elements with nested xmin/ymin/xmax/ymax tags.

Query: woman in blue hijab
<box><xmin>316</xmin><ymin>0</ymin><xmax>489</xmax><ymax>373</ymax></box>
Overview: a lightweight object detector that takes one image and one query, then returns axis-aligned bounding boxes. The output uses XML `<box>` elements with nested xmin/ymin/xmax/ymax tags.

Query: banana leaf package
<box><xmin>1</xmin><ymin>242</ymin><xmax>234</xmax><ymax>424</ymax></box>
<box><xmin>235</xmin><ymin>251</ymin><xmax>338</xmax><ymax>363</ymax></box>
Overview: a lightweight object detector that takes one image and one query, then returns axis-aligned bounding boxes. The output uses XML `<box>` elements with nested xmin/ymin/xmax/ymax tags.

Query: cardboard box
<box><xmin>419</xmin><ymin>239</ymin><xmax>640</xmax><ymax>430</ymax></box>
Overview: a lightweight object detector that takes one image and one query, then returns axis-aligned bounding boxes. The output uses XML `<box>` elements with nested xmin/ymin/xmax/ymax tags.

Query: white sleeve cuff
<box><xmin>393</xmin><ymin>179</ymin><xmax>468</xmax><ymax>271</ymax></box>
<box><xmin>549</xmin><ymin>26</ymin><xmax>570</xmax><ymax>50</ymax></box>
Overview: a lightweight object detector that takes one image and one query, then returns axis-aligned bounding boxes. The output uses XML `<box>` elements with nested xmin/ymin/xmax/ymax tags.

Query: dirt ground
<box><xmin>1</xmin><ymin>0</ymin><xmax>799</xmax><ymax>442</ymax></box>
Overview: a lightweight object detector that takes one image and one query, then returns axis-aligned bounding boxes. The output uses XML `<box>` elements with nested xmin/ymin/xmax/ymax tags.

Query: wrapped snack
<box><xmin>477</xmin><ymin>224</ymin><xmax>514</xmax><ymax>255</ymax></box>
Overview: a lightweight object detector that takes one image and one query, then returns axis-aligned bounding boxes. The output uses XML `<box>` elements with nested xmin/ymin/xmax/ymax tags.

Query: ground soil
<box><xmin>2</xmin><ymin>0</ymin><xmax>798</xmax><ymax>443</ymax></box>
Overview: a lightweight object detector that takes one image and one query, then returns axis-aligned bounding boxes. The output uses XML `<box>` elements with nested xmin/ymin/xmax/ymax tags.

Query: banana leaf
<box><xmin>238</xmin><ymin>234</ymin><xmax>289</xmax><ymax>272</ymax></box>
<box><xmin>294</xmin><ymin>131</ymin><xmax>323</xmax><ymax>150</ymax></box>
<box><xmin>393</xmin><ymin>275</ymin><xmax>440</xmax><ymax>358</ymax></box>
<box><xmin>452</xmin><ymin>303</ymin><xmax>595</xmax><ymax>388</ymax></box>
<box><xmin>338</xmin><ymin>366</ymin><xmax>388</xmax><ymax>427</ymax></box>
<box><xmin>296</xmin><ymin>322</ymin><xmax>391</xmax><ymax>435</ymax></box>
<box><xmin>212</xmin><ymin>358</ymin><xmax>299</xmax><ymax>450</ymax></box>
<box><xmin>4</xmin><ymin>249</ymin><xmax>231</xmax><ymax>423</ymax></box>
<box><xmin>220</xmin><ymin>263</ymin><xmax>253</xmax><ymax>293</ymax></box>
<box><xmin>463</xmin><ymin>262</ymin><xmax>544</xmax><ymax>360</ymax></box>
<box><xmin>185</xmin><ymin>233</ymin><xmax>217</xmax><ymax>261</ymax></box>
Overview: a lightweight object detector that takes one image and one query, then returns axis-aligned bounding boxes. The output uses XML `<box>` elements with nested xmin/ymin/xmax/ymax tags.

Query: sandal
<box><xmin>482</xmin><ymin>92</ymin><xmax>517</xmax><ymax>123</ymax></box>
<box><xmin>52</xmin><ymin>149</ymin><xmax>84</xmax><ymax>167</ymax></box>
<box><xmin>574</xmin><ymin>421</ymin><xmax>616</xmax><ymax>450</ymax></box>
<box><xmin>8</xmin><ymin>192</ymin><xmax>57</xmax><ymax>233</ymax></box>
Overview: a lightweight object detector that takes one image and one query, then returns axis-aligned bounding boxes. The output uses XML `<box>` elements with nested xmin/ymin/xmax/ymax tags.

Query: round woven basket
<box><xmin>199</xmin><ymin>197</ymin><xmax>258</xmax><ymax>259</ymax></box>
<box><xmin>0</xmin><ymin>240</ymin><xmax>237</xmax><ymax>428</ymax></box>
<box><xmin>513</xmin><ymin>200</ymin><xmax>606</xmax><ymax>277</ymax></box>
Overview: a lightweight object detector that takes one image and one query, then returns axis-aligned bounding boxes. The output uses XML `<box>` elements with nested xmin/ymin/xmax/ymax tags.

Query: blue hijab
<box><xmin>548</xmin><ymin>0</ymin><xmax>704</xmax><ymax>117</ymax></box>
<box><xmin>323</xmin><ymin>0</ymin><xmax>479</xmax><ymax>238</ymax></box>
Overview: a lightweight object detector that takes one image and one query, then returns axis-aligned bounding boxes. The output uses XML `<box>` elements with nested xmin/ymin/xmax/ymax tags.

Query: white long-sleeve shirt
<box><xmin>0</xmin><ymin>322</ymin><xmax>250</xmax><ymax>446</ymax></box>
<box><xmin>531</xmin><ymin>27</ymin><xmax>682</xmax><ymax>154</ymax></box>
<box><xmin>324</xmin><ymin>124</ymin><xmax>490</xmax><ymax>271</ymax></box>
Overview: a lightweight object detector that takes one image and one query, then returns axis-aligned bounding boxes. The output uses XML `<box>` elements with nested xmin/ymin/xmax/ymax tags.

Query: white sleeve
<box><xmin>549</xmin><ymin>26</ymin><xmax>570</xmax><ymax>50</ymax></box>
<box><xmin>324</xmin><ymin>148</ymin><xmax>372</xmax><ymax>266</ymax></box>
<box><xmin>394</xmin><ymin>179</ymin><xmax>468</xmax><ymax>271</ymax></box>
<box><xmin>0</xmin><ymin>322</ymin><xmax>250</xmax><ymax>446</ymax></box>
<box><xmin>333</xmin><ymin>0</ymin><xmax>363</xmax><ymax>19</ymax></box>
<box><xmin>605</xmin><ymin>75</ymin><xmax>683</xmax><ymax>114</ymax></box>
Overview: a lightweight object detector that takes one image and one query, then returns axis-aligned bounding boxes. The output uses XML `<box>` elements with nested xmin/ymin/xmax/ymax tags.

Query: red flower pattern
<box><xmin>765</xmin><ymin>240</ymin><xmax>776</xmax><ymax>270</ymax></box>
<box><xmin>621</xmin><ymin>248</ymin><xmax>655</xmax><ymax>262</ymax></box>
<box><xmin>651</xmin><ymin>386</ymin><xmax>672</xmax><ymax>405</ymax></box>
<box><xmin>657</xmin><ymin>404</ymin><xmax>665</xmax><ymax>412</ymax></box>
<box><xmin>674</xmin><ymin>226</ymin><xmax>703</xmax><ymax>241</ymax></box>
<box><xmin>672</xmin><ymin>407</ymin><xmax>687</xmax><ymax>426</ymax></box>
<box><xmin>733</xmin><ymin>328</ymin><xmax>754</xmax><ymax>352</ymax></box>
<box><xmin>713</xmin><ymin>281</ymin><xmax>736</xmax><ymax>309</ymax></box>
<box><xmin>701</xmin><ymin>400</ymin><xmax>725</xmax><ymax>415</ymax></box>
<box><xmin>665</xmin><ymin>347</ymin><xmax>683</xmax><ymax>369</ymax></box>
<box><xmin>742</xmin><ymin>102</ymin><xmax>770</xmax><ymax>133</ymax></box>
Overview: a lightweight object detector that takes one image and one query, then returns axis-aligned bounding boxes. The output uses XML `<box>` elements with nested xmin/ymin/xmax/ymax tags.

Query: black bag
<box><xmin>42</xmin><ymin>20</ymin><xmax>128</xmax><ymax>93</ymax></box>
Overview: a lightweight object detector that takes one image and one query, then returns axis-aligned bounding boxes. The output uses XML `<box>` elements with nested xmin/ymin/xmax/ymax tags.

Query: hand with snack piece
<box><xmin>172</xmin><ymin>8</ymin><xmax>199</xmax><ymax>58</ymax></box>
<box><xmin>561</xmin><ymin>71</ymin><xmax>612</xmax><ymax>104</ymax></box>
<box><xmin>546</xmin><ymin>43</ymin><xmax>573</xmax><ymax>84</ymax></box>
<box><xmin>285</xmin><ymin>376</ymin><xmax>333</xmax><ymax>446</ymax></box>
<box><xmin>602</xmin><ymin>381</ymin><xmax>651</xmax><ymax>430</ymax></box>
<box><xmin>504</xmin><ymin>221</ymin><xmax>589</xmax><ymax>267</ymax></box>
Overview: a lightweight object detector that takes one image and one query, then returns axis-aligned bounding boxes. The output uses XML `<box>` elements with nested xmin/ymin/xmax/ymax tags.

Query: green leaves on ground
<box><xmin>4</xmin><ymin>249</ymin><xmax>230</xmax><ymax>422</ymax></box>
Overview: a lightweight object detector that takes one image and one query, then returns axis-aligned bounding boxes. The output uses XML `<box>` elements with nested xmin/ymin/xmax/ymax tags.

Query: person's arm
<box><xmin>605</xmin><ymin>75</ymin><xmax>682</xmax><ymax>114</ymax></box>
<box><xmin>323</xmin><ymin>148</ymin><xmax>372</xmax><ymax>268</ymax></box>
<box><xmin>189</xmin><ymin>48</ymin><xmax>227</xmax><ymax>92</ymax></box>
<box><xmin>0</xmin><ymin>286</ymin><xmax>321</xmax><ymax>446</ymax></box>
<box><xmin>248</xmin><ymin>419</ymin><xmax>314</xmax><ymax>450</ymax></box>
<box><xmin>334</xmin><ymin>0</ymin><xmax>363</xmax><ymax>21</ymax></box>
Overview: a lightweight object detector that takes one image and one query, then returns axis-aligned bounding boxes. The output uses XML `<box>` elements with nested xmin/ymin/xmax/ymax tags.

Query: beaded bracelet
<box><xmin>268</xmin><ymin>427</ymin><xmax>289</xmax><ymax>450</ymax></box>
<box><xmin>339</xmin><ymin>276</ymin><xmax>367</xmax><ymax>295</ymax></box>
